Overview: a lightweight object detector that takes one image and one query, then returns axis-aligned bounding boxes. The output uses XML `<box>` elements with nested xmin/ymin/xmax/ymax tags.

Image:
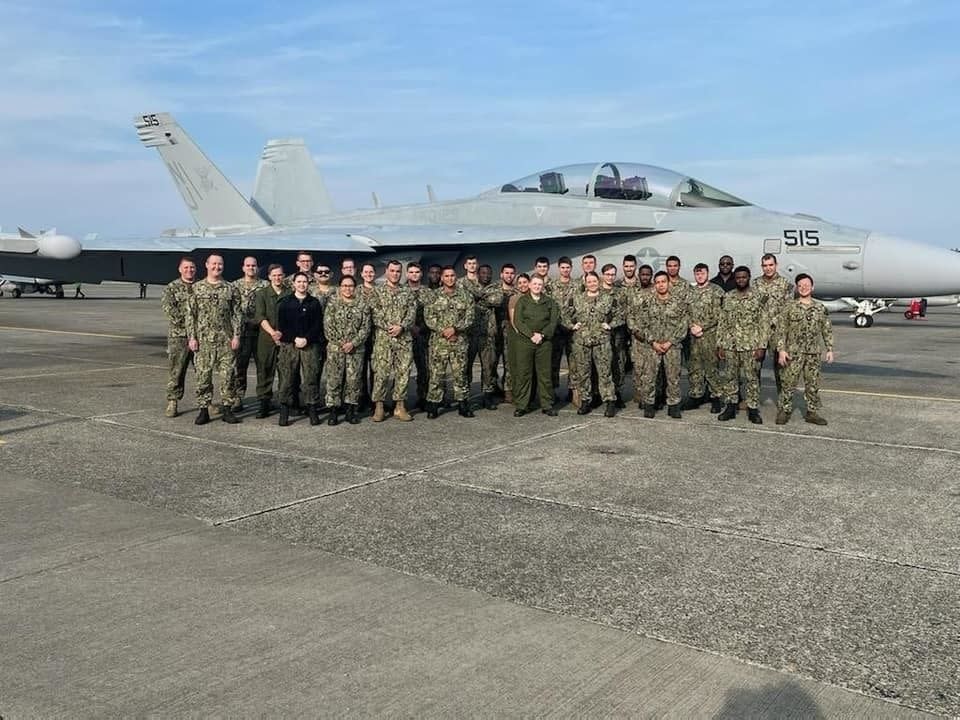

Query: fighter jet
<box><xmin>1</xmin><ymin>110</ymin><xmax>958</xmax><ymax>327</ymax></box>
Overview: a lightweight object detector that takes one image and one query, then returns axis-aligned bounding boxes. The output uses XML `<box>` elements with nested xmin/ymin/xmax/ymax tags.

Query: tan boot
<box><xmin>775</xmin><ymin>410</ymin><xmax>790</xmax><ymax>425</ymax></box>
<box><xmin>209</xmin><ymin>404</ymin><xmax>222</xmax><ymax>418</ymax></box>
<box><xmin>164</xmin><ymin>400</ymin><xmax>178</xmax><ymax>418</ymax></box>
<box><xmin>804</xmin><ymin>411</ymin><xmax>828</xmax><ymax>426</ymax></box>
<box><xmin>372</xmin><ymin>401</ymin><xmax>386</xmax><ymax>422</ymax></box>
<box><xmin>394</xmin><ymin>400</ymin><xmax>413</xmax><ymax>421</ymax></box>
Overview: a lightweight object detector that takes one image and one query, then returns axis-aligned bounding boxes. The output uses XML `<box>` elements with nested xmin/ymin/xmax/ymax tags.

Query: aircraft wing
<box><xmin>80</xmin><ymin>223</ymin><xmax>669</xmax><ymax>253</ymax></box>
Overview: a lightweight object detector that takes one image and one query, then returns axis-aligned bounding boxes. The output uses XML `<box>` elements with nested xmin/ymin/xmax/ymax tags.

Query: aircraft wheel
<box><xmin>904</xmin><ymin>311</ymin><xmax>914</xmax><ymax>320</ymax></box>
<box><xmin>853</xmin><ymin>314</ymin><xmax>870</xmax><ymax>328</ymax></box>
<box><xmin>865</xmin><ymin>315</ymin><xmax>874</xmax><ymax>327</ymax></box>
<box><xmin>12</xmin><ymin>288</ymin><xmax>22</xmax><ymax>298</ymax></box>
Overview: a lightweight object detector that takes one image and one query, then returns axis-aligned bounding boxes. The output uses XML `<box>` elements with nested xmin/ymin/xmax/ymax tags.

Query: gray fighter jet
<box><xmin>2</xmin><ymin>111</ymin><xmax>958</xmax><ymax>327</ymax></box>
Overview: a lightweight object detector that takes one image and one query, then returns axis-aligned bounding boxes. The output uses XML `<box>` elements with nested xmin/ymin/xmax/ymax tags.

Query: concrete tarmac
<box><xmin>1</xmin><ymin>284</ymin><xmax>957</xmax><ymax>718</ymax></box>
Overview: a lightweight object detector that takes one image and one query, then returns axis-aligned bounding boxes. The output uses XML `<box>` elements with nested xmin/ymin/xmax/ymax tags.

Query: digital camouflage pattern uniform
<box><xmin>563</xmin><ymin>291</ymin><xmax>619</xmax><ymax>404</ymax></box>
<box><xmin>601</xmin><ymin>285</ymin><xmax>629</xmax><ymax>393</ymax></box>
<box><xmin>424</xmin><ymin>287</ymin><xmax>475</xmax><ymax>402</ymax></box>
<box><xmin>409</xmin><ymin>285</ymin><xmax>434</xmax><ymax>405</ymax></box>
<box><xmin>637</xmin><ymin>292</ymin><xmax>689</xmax><ymax>406</ymax></box>
<box><xmin>717</xmin><ymin>288</ymin><xmax>768</xmax><ymax>409</ymax></box>
<box><xmin>460</xmin><ymin>277</ymin><xmax>504</xmax><ymax>395</ymax></box>
<box><xmin>625</xmin><ymin>286</ymin><xmax>654</xmax><ymax>402</ymax></box>
<box><xmin>187</xmin><ymin>280</ymin><xmax>242</xmax><ymax>408</ymax></box>
<box><xmin>754</xmin><ymin>273</ymin><xmax>794</xmax><ymax>393</ymax></box>
<box><xmin>324</xmin><ymin>295</ymin><xmax>371</xmax><ymax>407</ymax></box>
<box><xmin>232</xmin><ymin>277</ymin><xmax>268</xmax><ymax>399</ymax></box>
<box><xmin>369</xmin><ymin>284</ymin><xmax>416</xmax><ymax>402</ymax></box>
<box><xmin>776</xmin><ymin>299</ymin><xmax>834</xmax><ymax>414</ymax></box>
<box><xmin>252</xmin><ymin>284</ymin><xmax>289</xmax><ymax>402</ymax></box>
<box><xmin>548</xmin><ymin>279</ymin><xmax>578</xmax><ymax>391</ymax></box>
<box><xmin>687</xmin><ymin>282</ymin><xmax>725</xmax><ymax>400</ymax></box>
<box><xmin>161</xmin><ymin>278</ymin><xmax>194</xmax><ymax>401</ymax></box>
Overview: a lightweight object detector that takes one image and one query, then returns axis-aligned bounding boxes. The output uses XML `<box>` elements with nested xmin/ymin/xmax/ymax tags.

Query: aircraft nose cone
<box><xmin>864</xmin><ymin>233</ymin><xmax>960</xmax><ymax>297</ymax></box>
<box><xmin>36</xmin><ymin>234</ymin><xmax>82</xmax><ymax>259</ymax></box>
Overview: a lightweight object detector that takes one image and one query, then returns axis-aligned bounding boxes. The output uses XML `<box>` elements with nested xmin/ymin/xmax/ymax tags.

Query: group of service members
<box><xmin>161</xmin><ymin>249</ymin><xmax>835</xmax><ymax>428</ymax></box>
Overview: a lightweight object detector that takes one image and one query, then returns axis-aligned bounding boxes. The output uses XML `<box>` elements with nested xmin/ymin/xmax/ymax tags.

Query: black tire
<box><xmin>865</xmin><ymin>315</ymin><xmax>874</xmax><ymax>327</ymax></box>
<box><xmin>853</xmin><ymin>314</ymin><xmax>869</xmax><ymax>328</ymax></box>
<box><xmin>12</xmin><ymin>288</ymin><xmax>22</xmax><ymax>298</ymax></box>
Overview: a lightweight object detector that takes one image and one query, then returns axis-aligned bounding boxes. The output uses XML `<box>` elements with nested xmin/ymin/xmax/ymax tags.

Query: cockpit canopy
<box><xmin>496</xmin><ymin>162</ymin><xmax>750</xmax><ymax>209</ymax></box>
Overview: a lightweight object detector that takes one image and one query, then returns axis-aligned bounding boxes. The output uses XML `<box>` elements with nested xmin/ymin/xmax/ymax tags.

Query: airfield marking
<box><xmin>0</xmin><ymin>325</ymin><xmax>135</xmax><ymax>340</ymax></box>
<box><xmin>0</xmin><ymin>365</ymin><xmax>145</xmax><ymax>382</ymax></box>
<box><xmin>824</xmin><ymin>388</ymin><xmax>960</xmax><ymax>403</ymax></box>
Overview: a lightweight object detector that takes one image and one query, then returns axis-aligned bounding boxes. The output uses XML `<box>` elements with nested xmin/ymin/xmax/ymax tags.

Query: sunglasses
<box><xmin>315</xmin><ymin>270</ymin><xmax>331</xmax><ymax>275</ymax></box>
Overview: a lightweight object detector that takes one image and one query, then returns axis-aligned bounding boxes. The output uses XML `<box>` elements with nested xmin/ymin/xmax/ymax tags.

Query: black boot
<box><xmin>256</xmin><ymin>399</ymin><xmax>271</xmax><ymax>418</ymax></box>
<box><xmin>643</xmin><ymin>404</ymin><xmax>656</xmax><ymax>419</ymax></box>
<box><xmin>683</xmin><ymin>395</ymin><xmax>704</xmax><ymax>411</ymax></box>
<box><xmin>458</xmin><ymin>400</ymin><xmax>475</xmax><ymax>418</ymax></box>
<box><xmin>347</xmin><ymin>404</ymin><xmax>361</xmax><ymax>424</ymax></box>
<box><xmin>615</xmin><ymin>391</ymin><xmax>626</xmax><ymax>409</ymax></box>
<box><xmin>426</xmin><ymin>402</ymin><xmax>439</xmax><ymax>419</ymax></box>
<box><xmin>221</xmin><ymin>404</ymin><xmax>241</xmax><ymax>424</ymax></box>
<box><xmin>604</xmin><ymin>401</ymin><xmax>616</xmax><ymax>418</ymax></box>
<box><xmin>482</xmin><ymin>392</ymin><xmax>498</xmax><ymax>410</ymax></box>
<box><xmin>194</xmin><ymin>406</ymin><xmax>210</xmax><ymax>425</ymax></box>
<box><xmin>278</xmin><ymin>404</ymin><xmax>290</xmax><ymax>427</ymax></box>
<box><xmin>717</xmin><ymin>403</ymin><xmax>737</xmax><ymax>421</ymax></box>
<box><xmin>748</xmin><ymin>408</ymin><xmax>763</xmax><ymax>424</ymax></box>
<box><xmin>709</xmin><ymin>398</ymin><xmax>723</xmax><ymax>414</ymax></box>
<box><xmin>667</xmin><ymin>403</ymin><xmax>682</xmax><ymax>419</ymax></box>
<box><xmin>577</xmin><ymin>400</ymin><xmax>592</xmax><ymax>415</ymax></box>
<box><xmin>328</xmin><ymin>407</ymin><xmax>340</xmax><ymax>426</ymax></box>
<box><xmin>308</xmin><ymin>404</ymin><xmax>321</xmax><ymax>426</ymax></box>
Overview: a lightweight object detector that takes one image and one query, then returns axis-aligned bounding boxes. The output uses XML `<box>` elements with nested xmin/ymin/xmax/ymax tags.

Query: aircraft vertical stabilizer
<box><xmin>134</xmin><ymin>112</ymin><xmax>268</xmax><ymax>230</ymax></box>
<box><xmin>251</xmin><ymin>138</ymin><xmax>334</xmax><ymax>224</ymax></box>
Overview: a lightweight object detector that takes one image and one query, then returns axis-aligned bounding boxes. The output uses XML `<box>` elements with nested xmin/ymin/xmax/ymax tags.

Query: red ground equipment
<box><xmin>904</xmin><ymin>299</ymin><xmax>925</xmax><ymax>320</ymax></box>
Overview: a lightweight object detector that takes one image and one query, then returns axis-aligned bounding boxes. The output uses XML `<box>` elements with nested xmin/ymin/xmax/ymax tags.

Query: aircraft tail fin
<box><xmin>251</xmin><ymin>138</ymin><xmax>334</xmax><ymax>224</ymax></box>
<box><xmin>134</xmin><ymin>112</ymin><xmax>268</xmax><ymax>230</ymax></box>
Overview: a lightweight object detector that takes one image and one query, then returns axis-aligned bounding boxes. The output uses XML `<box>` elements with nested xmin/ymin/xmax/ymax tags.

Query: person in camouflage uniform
<box><xmin>600</xmin><ymin>263</ymin><xmax>628</xmax><ymax>408</ymax></box>
<box><xmin>493</xmin><ymin>263</ymin><xmax>517</xmax><ymax>399</ymax></box>
<box><xmin>232</xmin><ymin>256</ymin><xmax>268</xmax><ymax>410</ymax></box>
<box><xmin>160</xmin><ymin>256</ymin><xmax>196</xmax><ymax>418</ymax></box>
<box><xmin>252</xmin><ymin>264</ymin><xmax>289</xmax><ymax>418</ymax></box>
<box><xmin>276</xmin><ymin>272</ymin><xmax>325</xmax><ymax>427</ymax></box>
<box><xmin>286</xmin><ymin>252</ymin><xmax>318</xmax><ymax>294</ymax></box>
<box><xmin>754</xmin><ymin>252</ymin><xmax>794</xmax><ymax>396</ymax></box>
<box><xmin>187</xmin><ymin>254</ymin><xmax>242</xmax><ymax>425</ymax></box>
<box><xmin>369</xmin><ymin>260</ymin><xmax>416</xmax><ymax>422</ymax></box>
<box><xmin>717</xmin><ymin>266</ymin><xmax>767</xmax><ymax>424</ymax></box>
<box><xmin>324</xmin><ymin>276</ymin><xmax>371</xmax><ymax>425</ymax></box>
<box><xmin>462</xmin><ymin>262</ymin><xmax>504</xmax><ymax>410</ymax></box>
<box><xmin>425</xmin><ymin>266</ymin><xmax>476</xmax><ymax>418</ymax></box>
<box><xmin>548</xmin><ymin>256</ymin><xmax>578</xmax><ymax>402</ymax></box>
<box><xmin>685</xmin><ymin>262</ymin><xmax>726</xmax><ymax>413</ymax></box>
<box><xmin>406</xmin><ymin>263</ymin><xmax>433</xmax><ymax>410</ymax></box>
<box><xmin>636</xmin><ymin>271</ymin><xmax>689</xmax><ymax>418</ymax></box>
<box><xmin>563</xmin><ymin>271</ymin><xmax>619</xmax><ymax>417</ymax></box>
<box><xmin>311</xmin><ymin>263</ymin><xmax>337</xmax><ymax>300</ymax></box>
<box><xmin>776</xmin><ymin>273</ymin><xmax>835</xmax><ymax>425</ymax></box>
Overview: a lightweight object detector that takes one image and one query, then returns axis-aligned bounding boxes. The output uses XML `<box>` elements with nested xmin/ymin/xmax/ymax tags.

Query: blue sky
<box><xmin>1</xmin><ymin>0</ymin><xmax>958</xmax><ymax>245</ymax></box>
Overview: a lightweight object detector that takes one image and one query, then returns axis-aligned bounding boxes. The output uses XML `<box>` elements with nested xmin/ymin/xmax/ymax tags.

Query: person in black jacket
<box><xmin>276</xmin><ymin>273</ymin><xmax>325</xmax><ymax>426</ymax></box>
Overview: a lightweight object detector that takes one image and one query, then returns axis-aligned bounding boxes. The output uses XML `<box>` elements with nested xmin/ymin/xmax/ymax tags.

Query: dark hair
<box><xmin>666</xmin><ymin>255</ymin><xmax>680</xmax><ymax>265</ymax></box>
<box><xmin>517</xmin><ymin>272</ymin><xmax>530</xmax><ymax>281</ymax></box>
<box><xmin>582</xmin><ymin>271</ymin><xmax>600</xmax><ymax>282</ymax></box>
<box><xmin>296</xmin><ymin>251</ymin><xmax>313</xmax><ymax>261</ymax></box>
<box><xmin>734</xmin><ymin>265</ymin><xmax>751</xmax><ymax>276</ymax></box>
<box><xmin>479</xmin><ymin>263</ymin><xmax>492</xmax><ymax>271</ymax></box>
<box><xmin>266</xmin><ymin>263</ymin><xmax>283</xmax><ymax>274</ymax></box>
<box><xmin>622</xmin><ymin>254</ymin><xmax>637</xmax><ymax>264</ymax></box>
<box><xmin>339</xmin><ymin>275</ymin><xmax>357</xmax><ymax>286</ymax></box>
<box><xmin>500</xmin><ymin>263</ymin><xmax>516</xmax><ymax>272</ymax></box>
<box><xmin>441</xmin><ymin>264</ymin><xmax>456</xmax><ymax>273</ymax></box>
<box><xmin>178</xmin><ymin>256</ymin><xmax>196</xmax><ymax>266</ymax></box>
<box><xmin>535</xmin><ymin>256</ymin><xmax>550</xmax><ymax>266</ymax></box>
<box><xmin>428</xmin><ymin>263</ymin><xmax>442</xmax><ymax>271</ymax></box>
<box><xmin>639</xmin><ymin>264</ymin><xmax>653</xmax><ymax>273</ymax></box>
<box><xmin>761</xmin><ymin>253</ymin><xmax>778</xmax><ymax>263</ymax></box>
<box><xmin>694</xmin><ymin>262</ymin><xmax>709</xmax><ymax>272</ymax></box>
<box><xmin>653</xmin><ymin>270</ymin><xmax>668</xmax><ymax>280</ymax></box>
<box><xmin>582</xmin><ymin>254</ymin><xmax>596</xmax><ymax>262</ymax></box>
<box><xmin>464</xmin><ymin>255</ymin><xmax>477</xmax><ymax>263</ymax></box>
<box><xmin>292</xmin><ymin>272</ymin><xmax>310</xmax><ymax>282</ymax></box>
<box><xmin>386</xmin><ymin>259</ymin><xmax>402</xmax><ymax>270</ymax></box>
<box><xmin>406</xmin><ymin>262</ymin><xmax>422</xmax><ymax>271</ymax></box>
<box><xmin>558</xmin><ymin>256</ymin><xmax>573</xmax><ymax>266</ymax></box>
<box><xmin>341</xmin><ymin>257</ymin><xmax>355</xmax><ymax>267</ymax></box>
<box><xmin>719</xmin><ymin>255</ymin><xmax>734</xmax><ymax>263</ymax></box>
<box><xmin>794</xmin><ymin>273</ymin><xmax>813</xmax><ymax>284</ymax></box>
<box><xmin>361</xmin><ymin>262</ymin><xmax>376</xmax><ymax>273</ymax></box>
<box><xmin>601</xmin><ymin>263</ymin><xmax>616</xmax><ymax>273</ymax></box>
